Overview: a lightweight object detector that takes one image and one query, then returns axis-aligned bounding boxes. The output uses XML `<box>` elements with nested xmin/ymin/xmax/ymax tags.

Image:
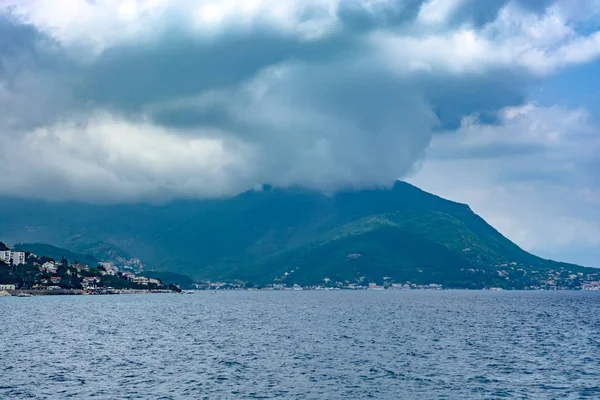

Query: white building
<box><xmin>132</xmin><ymin>276</ymin><xmax>150</xmax><ymax>285</ymax></box>
<box><xmin>0</xmin><ymin>250</ymin><xmax>11</xmax><ymax>263</ymax></box>
<box><xmin>0</xmin><ymin>250</ymin><xmax>26</xmax><ymax>265</ymax></box>
<box><xmin>41</xmin><ymin>262</ymin><xmax>57</xmax><ymax>273</ymax></box>
<box><xmin>122</xmin><ymin>272</ymin><xmax>135</xmax><ymax>281</ymax></box>
<box><xmin>0</xmin><ymin>284</ymin><xmax>15</xmax><ymax>290</ymax></box>
<box><xmin>11</xmin><ymin>251</ymin><xmax>26</xmax><ymax>266</ymax></box>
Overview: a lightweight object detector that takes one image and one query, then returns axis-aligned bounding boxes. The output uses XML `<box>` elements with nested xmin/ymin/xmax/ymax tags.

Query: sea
<box><xmin>1</xmin><ymin>290</ymin><xmax>599</xmax><ymax>399</ymax></box>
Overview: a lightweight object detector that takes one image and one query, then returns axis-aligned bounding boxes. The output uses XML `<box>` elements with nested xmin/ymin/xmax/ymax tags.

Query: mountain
<box><xmin>14</xmin><ymin>243</ymin><xmax>99</xmax><ymax>267</ymax></box>
<box><xmin>0</xmin><ymin>182</ymin><xmax>595</xmax><ymax>288</ymax></box>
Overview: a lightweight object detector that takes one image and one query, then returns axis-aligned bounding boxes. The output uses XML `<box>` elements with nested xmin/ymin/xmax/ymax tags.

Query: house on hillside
<box><xmin>72</xmin><ymin>264</ymin><xmax>89</xmax><ymax>273</ymax></box>
<box><xmin>41</xmin><ymin>262</ymin><xmax>58</xmax><ymax>273</ymax></box>
<box><xmin>122</xmin><ymin>272</ymin><xmax>135</xmax><ymax>281</ymax></box>
<box><xmin>132</xmin><ymin>276</ymin><xmax>149</xmax><ymax>285</ymax></box>
<box><xmin>82</xmin><ymin>277</ymin><xmax>101</xmax><ymax>289</ymax></box>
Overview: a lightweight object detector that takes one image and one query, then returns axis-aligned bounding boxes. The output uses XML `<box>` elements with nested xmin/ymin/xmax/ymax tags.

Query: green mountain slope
<box><xmin>14</xmin><ymin>243</ymin><xmax>99</xmax><ymax>266</ymax></box>
<box><xmin>0</xmin><ymin>182</ymin><xmax>595</xmax><ymax>287</ymax></box>
<box><xmin>236</xmin><ymin>227</ymin><xmax>475</xmax><ymax>283</ymax></box>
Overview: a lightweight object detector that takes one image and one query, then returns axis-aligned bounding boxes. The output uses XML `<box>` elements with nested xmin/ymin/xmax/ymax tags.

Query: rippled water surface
<box><xmin>1</xmin><ymin>291</ymin><xmax>600</xmax><ymax>399</ymax></box>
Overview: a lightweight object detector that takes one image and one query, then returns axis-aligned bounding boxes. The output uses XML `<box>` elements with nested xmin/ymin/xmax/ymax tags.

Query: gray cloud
<box><xmin>79</xmin><ymin>32</ymin><xmax>355</xmax><ymax>110</ymax></box>
<box><xmin>0</xmin><ymin>16</ymin><xmax>78</xmax><ymax>131</ymax></box>
<box><xmin>0</xmin><ymin>0</ymin><xmax>600</xmax><ymax>203</ymax></box>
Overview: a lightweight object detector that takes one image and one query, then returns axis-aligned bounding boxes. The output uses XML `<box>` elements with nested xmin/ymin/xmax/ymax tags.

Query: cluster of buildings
<box><xmin>262</xmin><ymin>282</ymin><xmax>443</xmax><ymax>290</ymax></box>
<box><xmin>39</xmin><ymin>261</ymin><xmax>98</xmax><ymax>274</ymax></box>
<box><xmin>487</xmin><ymin>262</ymin><xmax>600</xmax><ymax>290</ymax></box>
<box><xmin>38</xmin><ymin>260</ymin><xmax>161</xmax><ymax>289</ymax></box>
<box><xmin>104</xmin><ymin>265</ymin><xmax>161</xmax><ymax>286</ymax></box>
<box><xmin>190</xmin><ymin>280</ymin><xmax>445</xmax><ymax>291</ymax></box>
<box><xmin>0</xmin><ymin>249</ymin><xmax>26</xmax><ymax>266</ymax></box>
<box><xmin>538</xmin><ymin>269</ymin><xmax>600</xmax><ymax>290</ymax></box>
<box><xmin>0</xmin><ymin>247</ymin><xmax>168</xmax><ymax>292</ymax></box>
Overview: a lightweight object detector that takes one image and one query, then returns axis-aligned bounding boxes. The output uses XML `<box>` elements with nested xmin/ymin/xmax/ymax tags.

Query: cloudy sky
<box><xmin>0</xmin><ymin>0</ymin><xmax>599</xmax><ymax>266</ymax></box>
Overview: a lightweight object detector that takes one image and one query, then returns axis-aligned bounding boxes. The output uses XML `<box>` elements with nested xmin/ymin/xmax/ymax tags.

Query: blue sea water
<box><xmin>1</xmin><ymin>290</ymin><xmax>600</xmax><ymax>399</ymax></box>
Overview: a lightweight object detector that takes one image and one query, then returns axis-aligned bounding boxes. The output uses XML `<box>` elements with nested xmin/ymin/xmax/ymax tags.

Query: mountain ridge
<box><xmin>0</xmin><ymin>181</ymin><xmax>595</xmax><ymax>288</ymax></box>
<box><xmin>13</xmin><ymin>243</ymin><xmax>99</xmax><ymax>267</ymax></box>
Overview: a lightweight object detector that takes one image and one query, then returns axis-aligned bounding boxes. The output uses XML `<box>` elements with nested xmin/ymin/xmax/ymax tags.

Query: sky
<box><xmin>0</xmin><ymin>0</ymin><xmax>599</xmax><ymax>267</ymax></box>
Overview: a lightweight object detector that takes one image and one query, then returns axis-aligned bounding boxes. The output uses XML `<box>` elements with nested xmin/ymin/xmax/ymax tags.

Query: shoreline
<box><xmin>2</xmin><ymin>289</ymin><xmax>180</xmax><ymax>296</ymax></box>
<box><xmin>3</xmin><ymin>287</ymin><xmax>599</xmax><ymax>297</ymax></box>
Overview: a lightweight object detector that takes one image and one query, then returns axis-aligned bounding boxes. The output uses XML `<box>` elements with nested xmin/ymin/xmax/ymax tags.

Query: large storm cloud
<box><xmin>1</xmin><ymin>0</ymin><xmax>599</xmax><ymax>202</ymax></box>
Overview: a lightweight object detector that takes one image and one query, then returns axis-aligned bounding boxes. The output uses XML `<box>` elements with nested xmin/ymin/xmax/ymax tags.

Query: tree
<box><xmin>70</xmin><ymin>274</ymin><xmax>82</xmax><ymax>289</ymax></box>
<box><xmin>56</xmin><ymin>264</ymin><xmax>68</xmax><ymax>278</ymax></box>
<box><xmin>168</xmin><ymin>283</ymin><xmax>181</xmax><ymax>292</ymax></box>
<box><xmin>40</xmin><ymin>256</ymin><xmax>55</xmax><ymax>264</ymax></box>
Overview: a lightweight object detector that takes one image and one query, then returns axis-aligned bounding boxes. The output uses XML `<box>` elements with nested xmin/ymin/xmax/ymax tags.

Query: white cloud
<box><xmin>430</xmin><ymin>104</ymin><xmax>597</xmax><ymax>158</ymax></box>
<box><xmin>7</xmin><ymin>0</ymin><xmax>600</xmax><ymax>73</ymax></box>
<box><xmin>0</xmin><ymin>58</ymin><xmax>437</xmax><ymax>201</ymax></box>
<box><xmin>0</xmin><ymin>114</ymin><xmax>257</xmax><ymax>201</ymax></box>
<box><xmin>417</xmin><ymin>0</ymin><xmax>466</xmax><ymax>25</ymax></box>
<box><xmin>373</xmin><ymin>1</ymin><xmax>600</xmax><ymax>75</ymax></box>
<box><xmin>2</xmin><ymin>0</ymin><xmax>348</xmax><ymax>52</ymax></box>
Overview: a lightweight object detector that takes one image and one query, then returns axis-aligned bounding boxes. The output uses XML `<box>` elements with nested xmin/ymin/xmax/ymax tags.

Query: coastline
<box><xmin>3</xmin><ymin>287</ymin><xmax>600</xmax><ymax>297</ymax></box>
<box><xmin>2</xmin><ymin>289</ymin><xmax>180</xmax><ymax>296</ymax></box>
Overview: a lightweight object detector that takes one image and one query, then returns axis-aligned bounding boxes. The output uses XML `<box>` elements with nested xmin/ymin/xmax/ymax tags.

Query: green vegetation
<box><xmin>0</xmin><ymin>181</ymin><xmax>597</xmax><ymax>288</ymax></box>
<box><xmin>14</xmin><ymin>243</ymin><xmax>98</xmax><ymax>267</ymax></box>
<box><xmin>0</xmin><ymin>261</ymin><xmax>80</xmax><ymax>290</ymax></box>
<box><xmin>61</xmin><ymin>235</ymin><xmax>132</xmax><ymax>264</ymax></box>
